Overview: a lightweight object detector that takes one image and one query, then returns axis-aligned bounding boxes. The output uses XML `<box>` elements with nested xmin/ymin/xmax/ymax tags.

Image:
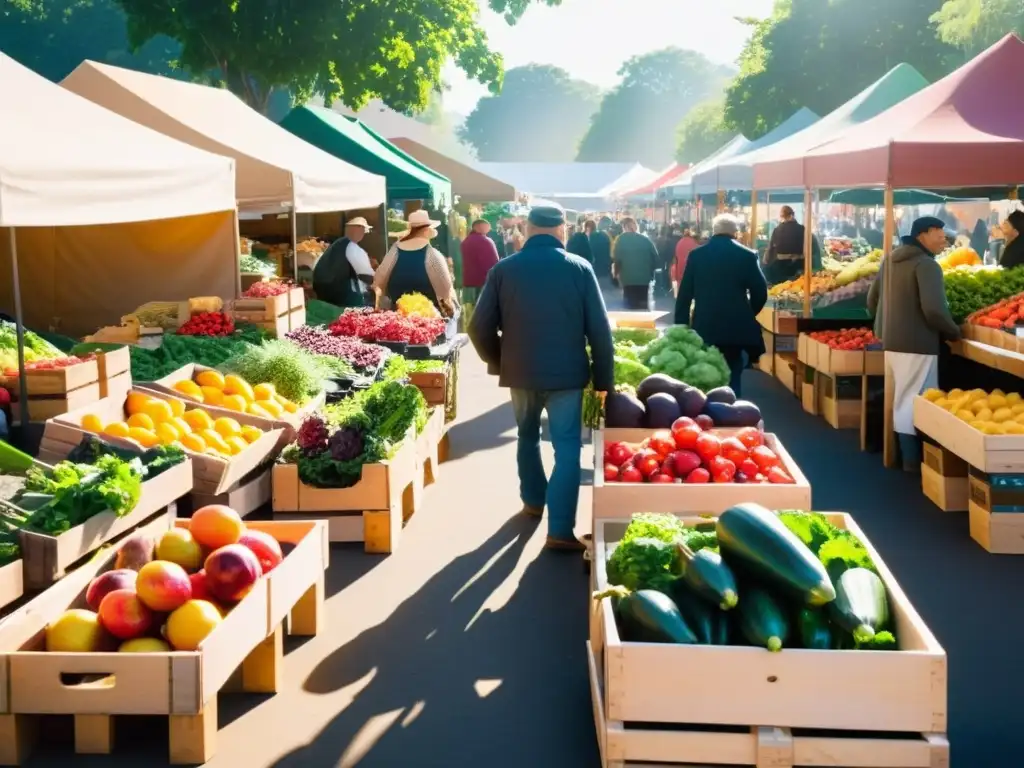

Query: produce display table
<box><xmin>606</xmin><ymin>311</ymin><xmax>665</xmax><ymax>330</ymax></box>
<box><xmin>796</xmin><ymin>334</ymin><xmax>882</xmax><ymax>438</ymax></box>
<box><xmin>588</xmin><ymin>515</ymin><xmax>949</xmax><ymax>768</ymax></box>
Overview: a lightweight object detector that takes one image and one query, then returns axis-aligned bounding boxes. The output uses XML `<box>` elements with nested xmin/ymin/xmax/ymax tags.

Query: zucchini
<box><xmin>828</xmin><ymin>567</ymin><xmax>889</xmax><ymax>644</ymax></box>
<box><xmin>716</xmin><ymin>503</ymin><xmax>836</xmax><ymax>606</ymax></box>
<box><xmin>595</xmin><ymin>586</ymin><xmax>697</xmax><ymax>644</ymax></box>
<box><xmin>797</xmin><ymin>608</ymin><xmax>833</xmax><ymax>650</ymax></box>
<box><xmin>736</xmin><ymin>586</ymin><xmax>790</xmax><ymax>652</ymax></box>
<box><xmin>670</xmin><ymin>579</ymin><xmax>729</xmax><ymax>644</ymax></box>
<box><xmin>674</xmin><ymin>542</ymin><xmax>738</xmax><ymax>609</ymax></box>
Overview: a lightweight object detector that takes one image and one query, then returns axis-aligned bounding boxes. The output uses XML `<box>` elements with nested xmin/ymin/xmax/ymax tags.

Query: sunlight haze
<box><xmin>442</xmin><ymin>0</ymin><xmax>776</xmax><ymax>115</ymax></box>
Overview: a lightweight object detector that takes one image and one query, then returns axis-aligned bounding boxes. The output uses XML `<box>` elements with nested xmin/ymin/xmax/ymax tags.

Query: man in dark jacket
<box><xmin>763</xmin><ymin>205</ymin><xmax>821</xmax><ymax>285</ymax></box>
<box><xmin>612</xmin><ymin>217</ymin><xmax>658</xmax><ymax>310</ymax></box>
<box><xmin>565</xmin><ymin>217</ymin><xmax>594</xmax><ymax>263</ymax></box>
<box><xmin>867</xmin><ymin>216</ymin><xmax>961</xmax><ymax>472</ymax></box>
<box><xmin>674</xmin><ymin>214</ymin><xmax>768</xmax><ymax>397</ymax></box>
<box><xmin>589</xmin><ymin>220</ymin><xmax>612</xmax><ymax>279</ymax></box>
<box><xmin>469</xmin><ymin>206</ymin><xmax>614</xmax><ymax>551</ymax></box>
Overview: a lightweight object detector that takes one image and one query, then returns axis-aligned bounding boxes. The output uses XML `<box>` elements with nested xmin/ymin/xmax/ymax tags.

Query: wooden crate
<box><xmin>287</xmin><ymin>306</ymin><xmax>306</xmax><ymax>331</ymax></box>
<box><xmin>4</xmin><ymin>360</ymin><xmax>101</xmax><ymax>423</ymax></box>
<box><xmin>913</xmin><ymin>397</ymin><xmax>1024</xmax><ymax>473</ymax></box>
<box><xmin>922</xmin><ymin>442</ymin><xmax>967</xmax><ymax>478</ymax></box>
<box><xmin>44</xmin><ymin>392</ymin><xmax>284</xmax><ymax>497</ymax></box>
<box><xmin>0</xmin><ymin>515</ymin><xmax>327</xmax><ymax>766</ymax></box>
<box><xmin>0</xmin><ymin>560</ymin><xmax>24</xmax><ymax>614</ymax></box>
<box><xmin>774</xmin><ymin>354</ymin><xmax>797</xmax><ymax>394</ymax></box>
<box><xmin>921</xmin><ymin>464</ymin><xmax>968</xmax><ymax>512</ymax></box>
<box><xmin>756</xmin><ymin>306</ymin><xmax>798</xmax><ymax>336</ymax></box>
<box><xmin>796</xmin><ymin>334</ymin><xmax>818</xmax><ymax>370</ymax></box>
<box><xmin>17</xmin><ymin>460</ymin><xmax>191</xmax><ymax>590</ymax></box>
<box><xmin>967</xmin><ymin>475</ymin><xmax>1024</xmax><ymax>554</ymax></box>
<box><xmin>801</xmin><ymin>381</ymin><xmax>818</xmax><ymax>416</ymax></box>
<box><xmin>818</xmin><ymin>374</ymin><xmax>861</xmax><ymax>430</ymax></box>
<box><xmin>409</xmin><ymin>408</ymin><xmax>445</xmax><ymax>519</ymax></box>
<box><xmin>184</xmin><ymin>465</ymin><xmax>272</xmax><ymax>519</ymax></box>
<box><xmin>410</xmin><ymin>368</ymin><xmax>447</xmax><ymax>407</ymax></box>
<box><xmin>231</xmin><ymin>287</ymin><xmax>304</xmax><ymax>323</ymax></box>
<box><xmin>272</xmin><ymin>434</ymin><xmax>417</xmax><ymax>554</ymax></box>
<box><xmin>592</xmin><ymin>428</ymin><xmax>810</xmax><ymax>519</ymax></box>
<box><xmin>589</xmin><ymin>515</ymin><xmax>948</xmax><ymax>768</ymax></box>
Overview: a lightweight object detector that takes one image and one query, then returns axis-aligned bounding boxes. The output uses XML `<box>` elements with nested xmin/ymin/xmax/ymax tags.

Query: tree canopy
<box><xmin>576</xmin><ymin>47</ymin><xmax>732</xmax><ymax>167</ymax></box>
<box><xmin>675</xmin><ymin>100</ymin><xmax>732</xmax><ymax>164</ymax></box>
<box><xmin>111</xmin><ymin>0</ymin><xmax>561</xmax><ymax>114</ymax></box>
<box><xmin>724</xmin><ymin>0</ymin><xmax>956</xmax><ymax>139</ymax></box>
<box><xmin>458</xmin><ymin>64</ymin><xmax>601</xmax><ymax>161</ymax></box>
<box><xmin>932</xmin><ymin>0</ymin><xmax>1021</xmax><ymax>55</ymax></box>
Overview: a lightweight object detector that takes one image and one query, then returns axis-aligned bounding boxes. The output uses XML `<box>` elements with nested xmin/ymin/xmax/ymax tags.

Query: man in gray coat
<box><xmin>868</xmin><ymin>216</ymin><xmax>961</xmax><ymax>472</ymax></box>
<box><xmin>469</xmin><ymin>206</ymin><xmax>614</xmax><ymax>550</ymax></box>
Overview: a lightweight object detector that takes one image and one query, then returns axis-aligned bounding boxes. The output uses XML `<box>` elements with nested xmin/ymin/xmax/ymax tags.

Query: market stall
<box><xmin>388</xmin><ymin>137</ymin><xmax>518</xmax><ymax>204</ymax></box>
<box><xmin>61</xmin><ymin>61</ymin><xmax>386</xmax><ymax>281</ymax></box>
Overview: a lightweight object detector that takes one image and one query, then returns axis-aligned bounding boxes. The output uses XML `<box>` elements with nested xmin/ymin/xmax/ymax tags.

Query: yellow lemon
<box><xmin>142</xmin><ymin>398</ymin><xmax>174</xmax><ymax>425</ymax></box>
<box><xmin>173</xmin><ymin>380</ymin><xmax>203</xmax><ymax>400</ymax></box>
<box><xmin>282</xmin><ymin>400</ymin><xmax>298</xmax><ymax>414</ymax></box>
<box><xmin>922</xmin><ymin>388</ymin><xmax>945</xmax><ymax>401</ymax></box>
<box><xmin>240</xmin><ymin>425</ymin><xmax>262</xmax><ymax>443</ymax></box>
<box><xmin>225</xmin><ymin>436</ymin><xmax>249</xmax><ymax>455</ymax></box>
<box><xmin>180</xmin><ymin>433</ymin><xmax>207</xmax><ymax>453</ymax></box>
<box><xmin>156</xmin><ymin>423</ymin><xmax>181</xmax><ymax>445</ymax></box>
<box><xmin>993</xmin><ymin>407</ymin><xmax>1013</xmax><ymax>423</ymax></box>
<box><xmin>992</xmin><ymin>389</ymin><xmax>1006</xmax><ymax>398</ymax></box>
<box><xmin>989</xmin><ymin>394</ymin><xmax>1008</xmax><ymax>409</ymax></box>
<box><xmin>102</xmin><ymin>421</ymin><xmax>130</xmax><ymax>438</ymax></box>
<box><xmin>221</xmin><ymin>394</ymin><xmax>247</xmax><ymax>412</ymax></box>
<box><xmin>1006</xmin><ymin>422</ymin><xmax>1024</xmax><ymax>434</ymax></box>
<box><xmin>171</xmin><ymin>417</ymin><xmax>193</xmax><ymax>435</ymax></box>
<box><xmin>253</xmin><ymin>383</ymin><xmax>276</xmax><ymax>401</ymax></box>
<box><xmin>200</xmin><ymin>429</ymin><xmax>231</xmax><ymax>454</ymax></box>
<box><xmin>976</xmin><ymin>408</ymin><xmax>993</xmax><ymax>422</ymax></box>
<box><xmin>970</xmin><ymin>399</ymin><xmax>990</xmax><ymax>414</ymax></box>
<box><xmin>932</xmin><ymin>398</ymin><xmax>949</xmax><ymax>410</ymax></box>
<box><xmin>956</xmin><ymin>410</ymin><xmax>974</xmax><ymax>422</ymax></box>
<box><xmin>213</xmin><ymin>417</ymin><xmax>242</xmax><ymax>438</ymax></box>
<box><xmin>128</xmin><ymin>427</ymin><xmax>159</xmax><ymax>448</ymax></box>
<box><xmin>182</xmin><ymin>409</ymin><xmax>213</xmax><ymax>431</ymax></box>
<box><xmin>200</xmin><ymin>386</ymin><xmax>223</xmax><ymax>406</ymax></box>
<box><xmin>125</xmin><ymin>391</ymin><xmax>152</xmax><ymax>415</ymax></box>
<box><xmin>169</xmin><ymin>398</ymin><xmax>186</xmax><ymax>418</ymax></box>
<box><xmin>247</xmin><ymin>403</ymin><xmax>274</xmax><ymax>418</ymax></box>
<box><xmin>80</xmin><ymin>414</ymin><xmax>104</xmax><ymax>432</ymax></box>
<box><xmin>254</xmin><ymin>399</ymin><xmax>284</xmax><ymax>418</ymax></box>
<box><xmin>947</xmin><ymin>388</ymin><xmax>964</xmax><ymax>400</ymax></box>
<box><xmin>195</xmin><ymin>370</ymin><xmax>226</xmax><ymax>390</ymax></box>
<box><xmin>223</xmin><ymin>375</ymin><xmax>255</xmax><ymax>403</ymax></box>
<box><xmin>127</xmin><ymin>412</ymin><xmax>155</xmax><ymax>430</ymax></box>
<box><xmin>1007</xmin><ymin>392</ymin><xmax>1022</xmax><ymax>405</ymax></box>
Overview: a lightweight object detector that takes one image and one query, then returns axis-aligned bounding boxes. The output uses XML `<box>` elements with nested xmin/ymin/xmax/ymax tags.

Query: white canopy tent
<box><xmin>0</xmin><ymin>52</ymin><xmax>238</xmax><ymax>423</ymax></box>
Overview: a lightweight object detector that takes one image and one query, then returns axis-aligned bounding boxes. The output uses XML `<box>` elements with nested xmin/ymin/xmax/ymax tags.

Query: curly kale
<box><xmin>329</xmin><ymin>427</ymin><xmax>365</xmax><ymax>462</ymax></box>
<box><xmin>606</xmin><ymin>537</ymin><xmax>678</xmax><ymax>592</ymax></box>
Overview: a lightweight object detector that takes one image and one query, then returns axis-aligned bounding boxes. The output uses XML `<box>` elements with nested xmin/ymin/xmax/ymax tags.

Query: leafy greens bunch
<box><xmin>638</xmin><ymin>326</ymin><xmax>731</xmax><ymax>392</ymax></box>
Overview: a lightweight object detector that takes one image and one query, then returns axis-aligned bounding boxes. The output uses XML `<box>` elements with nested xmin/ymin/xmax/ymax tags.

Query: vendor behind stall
<box><xmin>998</xmin><ymin>210</ymin><xmax>1024</xmax><ymax>268</ymax></box>
<box><xmin>311</xmin><ymin>217</ymin><xmax>375</xmax><ymax>307</ymax></box>
<box><xmin>373</xmin><ymin>209</ymin><xmax>458</xmax><ymax>317</ymax></box>
<box><xmin>763</xmin><ymin>205</ymin><xmax>821</xmax><ymax>284</ymax></box>
<box><xmin>867</xmin><ymin>216</ymin><xmax>961</xmax><ymax>472</ymax></box>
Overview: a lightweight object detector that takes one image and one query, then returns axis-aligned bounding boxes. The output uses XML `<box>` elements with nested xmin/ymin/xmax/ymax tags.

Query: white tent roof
<box><xmin>0</xmin><ymin>53</ymin><xmax>236</xmax><ymax>228</ymax></box>
<box><xmin>63</xmin><ymin>61</ymin><xmax>385</xmax><ymax>214</ymax></box>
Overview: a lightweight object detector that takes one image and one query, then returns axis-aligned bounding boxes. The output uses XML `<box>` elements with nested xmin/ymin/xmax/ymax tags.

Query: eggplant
<box><xmin>636</xmin><ymin>373</ymin><xmax>689</xmax><ymax>404</ymax></box>
<box><xmin>605</xmin><ymin>392</ymin><xmax>646</xmax><ymax>428</ymax></box>
<box><xmin>703</xmin><ymin>400</ymin><xmax>762</xmax><ymax>428</ymax></box>
<box><xmin>705</xmin><ymin>386</ymin><xmax>737</xmax><ymax>405</ymax></box>
<box><xmin>644</xmin><ymin>393</ymin><xmax>681</xmax><ymax>428</ymax></box>
<box><xmin>675</xmin><ymin>386</ymin><xmax>707</xmax><ymax>418</ymax></box>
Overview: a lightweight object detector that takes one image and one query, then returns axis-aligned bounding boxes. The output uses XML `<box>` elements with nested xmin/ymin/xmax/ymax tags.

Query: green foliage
<box><xmin>675</xmin><ymin>100</ymin><xmax>731</xmax><ymax>164</ymax></box>
<box><xmin>932</xmin><ymin>0</ymin><xmax>1022</xmax><ymax>55</ymax></box>
<box><xmin>638</xmin><ymin>326</ymin><xmax>731</xmax><ymax>392</ymax></box>
<box><xmin>945</xmin><ymin>266</ymin><xmax>1024</xmax><ymax>323</ymax></box>
<box><xmin>577</xmin><ymin>47</ymin><xmax>733</xmax><ymax>167</ymax></box>
<box><xmin>112</xmin><ymin>0</ymin><xmax>562</xmax><ymax>114</ymax></box>
<box><xmin>724</xmin><ymin>0</ymin><xmax>956</xmax><ymax>139</ymax></box>
<box><xmin>459</xmin><ymin>64</ymin><xmax>601</xmax><ymax>161</ymax></box>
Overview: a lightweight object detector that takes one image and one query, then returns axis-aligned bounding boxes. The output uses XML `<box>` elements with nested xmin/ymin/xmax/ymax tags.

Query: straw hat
<box><xmin>394</xmin><ymin>209</ymin><xmax>441</xmax><ymax>238</ymax></box>
<box><xmin>346</xmin><ymin>216</ymin><xmax>373</xmax><ymax>231</ymax></box>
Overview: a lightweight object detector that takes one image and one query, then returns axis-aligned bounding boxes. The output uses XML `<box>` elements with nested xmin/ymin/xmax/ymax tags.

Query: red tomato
<box><xmin>684</xmin><ymin>467</ymin><xmax>711</xmax><ymax>483</ymax></box>
<box><xmin>708</xmin><ymin>456</ymin><xmax>736</xmax><ymax>482</ymax></box>
<box><xmin>766</xmin><ymin>466</ymin><xmax>795</xmax><ymax>484</ymax></box>
<box><xmin>649</xmin><ymin>473</ymin><xmax>675</xmax><ymax>484</ymax></box>
<box><xmin>720</xmin><ymin>437</ymin><xmax>749</xmax><ymax>466</ymax></box>
<box><xmin>738</xmin><ymin>458</ymin><xmax>760</xmax><ymax>478</ymax></box>
<box><xmin>695</xmin><ymin>433</ymin><xmax>721</xmax><ymax>461</ymax></box>
<box><xmin>649</xmin><ymin>431</ymin><xmax>676</xmax><ymax>458</ymax></box>
<box><xmin>634</xmin><ymin>451</ymin><xmax>662</xmax><ymax>478</ymax></box>
<box><xmin>735</xmin><ymin>427</ymin><xmax>764</xmax><ymax>450</ymax></box>
<box><xmin>620</xmin><ymin>466</ymin><xmax>644</xmax><ymax>483</ymax></box>
<box><xmin>670</xmin><ymin>416</ymin><xmax>697</xmax><ymax>437</ymax></box>
<box><xmin>604</xmin><ymin>441</ymin><xmax>622</xmax><ymax>464</ymax></box>
<box><xmin>604</xmin><ymin>464</ymin><xmax>620</xmax><ymax>482</ymax></box>
<box><xmin>673</xmin><ymin>424</ymin><xmax>702</xmax><ymax>451</ymax></box>
<box><xmin>751</xmin><ymin>445</ymin><xmax>780</xmax><ymax>470</ymax></box>
<box><xmin>606</xmin><ymin>442</ymin><xmax>633</xmax><ymax>467</ymax></box>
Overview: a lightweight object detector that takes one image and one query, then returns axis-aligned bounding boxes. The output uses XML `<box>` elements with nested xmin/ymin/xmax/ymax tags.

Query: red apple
<box><xmin>204</xmin><ymin>544</ymin><xmax>261</xmax><ymax>603</ymax></box>
<box><xmin>604</xmin><ymin>463</ymin><xmax>620</xmax><ymax>481</ymax></box>
<box><xmin>98</xmin><ymin>589</ymin><xmax>154</xmax><ymax>640</ymax></box>
<box><xmin>237</xmin><ymin>530</ymin><xmax>284</xmax><ymax>575</ymax></box>
<box><xmin>619</xmin><ymin>466</ymin><xmax>644</xmax><ymax>483</ymax></box>
<box><xmin>85</xmin><ymin>569</ymin><xmax>138</xmax><ymax>612</ymax></box>
<box><xmin>189</xmin><ymin>571</ymin><xmax>212</xmax><ymax>601</ymax></box>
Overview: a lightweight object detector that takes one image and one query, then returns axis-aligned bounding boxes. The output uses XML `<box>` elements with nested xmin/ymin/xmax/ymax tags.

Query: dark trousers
<box><xmin>718</xmin><ymin>346</ymin><xmax>749</xmax><ymax>397</ymax></box>
<box><xmin>622</xmin><ymin>284</ymin><xmax>650</xmax><ymax>310</ymax></box>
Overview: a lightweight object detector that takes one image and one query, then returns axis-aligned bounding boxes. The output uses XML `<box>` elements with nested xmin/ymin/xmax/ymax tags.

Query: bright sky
<box><xmin>443</xmin><ymin>0</ymin><xmax>776</xmax><ymax>116</ymax></box>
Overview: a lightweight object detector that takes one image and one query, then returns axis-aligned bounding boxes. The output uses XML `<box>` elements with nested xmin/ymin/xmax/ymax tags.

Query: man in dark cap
<box><xmin>763</xmin><ymin>205</ymin><xmax>821</xmax><ymax>285</ymax></box>
<box><xmin>469</xmin><ymin>205</ymin><xmax>614</xmax><ymax>551</ymax></box>
<box><xmin>868</xmin><ymin>216</ymin><xmax>961</xmax><ymax>472</ymax></box>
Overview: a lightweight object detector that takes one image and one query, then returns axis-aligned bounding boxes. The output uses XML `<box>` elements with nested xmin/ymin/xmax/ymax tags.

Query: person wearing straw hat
<box><xmin>312</xmin><ymin>217</ymin><xmax>375</xmax><ymax>307</ymax></box>
<box><xmin>373</xmin><ymin>209</ymin><xmax>458</xmax><ymax>316</ymax></box>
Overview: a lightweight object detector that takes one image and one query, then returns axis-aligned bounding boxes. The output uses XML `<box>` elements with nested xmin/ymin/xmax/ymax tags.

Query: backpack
<box><xmin>312</xmin><ymin>237</ymin><xmax>355</xmax><ymax>305</ymax></box>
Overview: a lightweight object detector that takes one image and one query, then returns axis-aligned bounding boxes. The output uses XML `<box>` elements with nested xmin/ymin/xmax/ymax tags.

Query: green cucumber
<box><xmin>670</xmin><ymin>579</ymin><xmax>729</xmax><ymax>644</ymax></box>
<box><xmin>595</xmin><ymin>586</ymin><xmax>697</xmax><ymax>644</ymax></box>
<box><xmin>674</xmin><ymin>542</ymin><xmax>738</xmax><ymax>609</ymax></box>
<box><xmin>736</xmin><ymin>587</ymin><xmax>790</xmax><ymax>652</ymax></box>
<box><xmin>828</xmin><ymin>567</ymin><xmax>889</xmax><ymax>644</ymax></box>
<box><xmin>797</xmin><ymin>608</ymin><xmax>834</xmax><ymax>650</ymax></box>
<box><xmin>716</xmin><ymin>503</ymin><xmax>836</xmax><ymax>606</ymax></box>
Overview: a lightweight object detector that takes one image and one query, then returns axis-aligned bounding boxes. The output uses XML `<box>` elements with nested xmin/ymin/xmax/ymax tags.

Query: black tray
<box><xmin>363</xmin><ymin>338</ymin><xmax>408</xmax><ymax>355</ymax></box>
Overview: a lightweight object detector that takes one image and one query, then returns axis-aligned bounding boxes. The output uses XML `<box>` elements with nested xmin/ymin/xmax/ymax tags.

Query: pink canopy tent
<box><xmin>620</xmin><ymin>162</ymin><xmax>688</xmax><ymax>198</ymax></box>
<box><xmin>804</xmin><ymin>34</ymin><xmax>1024</xmax><ymax>189</ymax></box>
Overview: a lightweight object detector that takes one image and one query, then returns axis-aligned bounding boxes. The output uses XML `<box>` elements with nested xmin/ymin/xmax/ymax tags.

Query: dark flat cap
<box><xmin>910</xmin><ymin>216</ymin><xmax>946</xmax><ymax>238</ymax></box>
<box><xmin>528</xmin><ymin>205</ymin><xmax>565</xmax><ymax>227</ymax></box>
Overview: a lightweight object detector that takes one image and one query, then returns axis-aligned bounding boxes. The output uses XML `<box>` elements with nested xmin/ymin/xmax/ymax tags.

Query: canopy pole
<box><xmin>749</xmin><ymin>188</ymin><xmax>759</xmax><ymax>251</ymax></box>
<box><xmin>882</xmin><ymin>185</ymin><xmax>897</xmax><ymax>468</ymax></box>
<box><xmin>8</xmin><ymin>228</ymin><xmax>30</xmax><ymax>429</ymax></box>
<box><xmin>802</xmin><ymin>189</ymin><xmax>813</xmax><ymax>316</ymax></box>
<box><xmin>232</xmin><ymin>208</ymin><xmax>242</xmax><ymax>298</ymax></box>
<box><xmin>289</xmin><ymin>206</ymin><xmax>299</xmax><ymax>282</ymax></box>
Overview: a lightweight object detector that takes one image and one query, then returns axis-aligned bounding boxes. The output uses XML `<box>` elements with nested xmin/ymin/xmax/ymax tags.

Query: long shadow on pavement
<box><xmin>268</xmin><ymin>514</ymin><xmax>598</xmax><ymax>768</ymax></box>
<box><xmin>445</xmin><ymin>400</ymin><xmax>516</xmax><ymax>459</ymax></box>
<box><xmin>744</xmin><ymin>368</ymin><xmax>1022</xmax><ymax>765</ymax></box>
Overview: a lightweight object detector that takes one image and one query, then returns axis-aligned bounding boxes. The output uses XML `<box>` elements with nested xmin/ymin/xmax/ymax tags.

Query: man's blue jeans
<box><xmin>510</xmin><ymin>388</ymin><xmax>583</xmax><ymax>540</ymax></box>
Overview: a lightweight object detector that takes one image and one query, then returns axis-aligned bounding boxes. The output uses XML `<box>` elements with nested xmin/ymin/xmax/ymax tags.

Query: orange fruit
<box><xmin>182</xmin><ymin>409</ymin><xmax>213</xmax><ymax>431</ymax></box>
<box><xmin>128</xmin><ymin>427</ymin><xmax>159</xmax><ymax>448</ymax></box>
<box><xmin>200</xmin><ymin>429</ymin><xmax>231</xmax><ymax>454</ymax></box>
<box><xmin>254</xmin><ymin>399</ymin><xmax>283</xmax><ymax>418</ymax></box>
<box><xmin>180</xmin><ymin>433</ymin><xmax>207</xmax><ymax>453</ymax></box>
<box><xmin>240</xmin><ymin>425</ymin><xmax>262</xmax><ymax>443</ymax></box>
<box><xmin>102</xmin><ymin>421</ymin><xmax>130</xmax><ymax>439</ymax></box>
<box><xmin>282</xmin><ymin>401</ymin><xmax>298</xmax><ymax>414</ymax></box>
<box><xmin>224</xmin><ymin>436</ymin><xmax>249</xmax><ymax>455</ymax></box>
<box><xmin>80</xmin><ymin>414</ymin><xmax>104</xmax><ymax>432</ymax></box>
<box><xmin>195</xmin><ymin>370</ymin><xmax>226</xmax><ymax>390</ymax></box>
<box><xmin>127</xmin><ymin>413</ymin><xmax>155</xmax><ymax>430</ymax></box>
<box><xmin>169</xmin><ymin>398</ymin><xmax>186</xmax><ymax>418</ymax></box>
<box><xmin>156</xmin><ymin>423</ymin><xmax>180</xmax><ymax>445</ymax></box>
<box><xmin>213</xmin><ymin>417</ymin><xmax>242</xmax><ymax>438</ymax></box>
<box><xmin>221</xmin><ymin>394</ymin><xmax>247</xmax><ymax>412</ymax></box>
<box><xmin>173</xmin><ymin>380</ymin><xmax>203</xmax><ymax>400</ymax></box>
<box><xmin>142</xmin><ymin>398</ymin><xmax>173</xmax><ymax>425</ymax></box>
<box><xmin>253</xmin><ymin>383</ymin><xmax>276</xmax><ymax>401</ymax></box>
<box><xmin>171</xmin><ymin>417</ymin><xmax>192</xmax><ymax>436</ymax></box>
<box><xmin>200</xmin><ymin>386</ymin><xmax>224</xmax><ymax>406</ymax></box>
<box><xmin>190</xmin><ymin>504</ymin><xmax>245</xmax><ymax>549</ymax></box>
<box><xmin>125</xmin><ymin>391</ymin><xmax>152</xmax><ymax>415</ymax></box>
<box><xmin>223</xmin><ymin>375</ymin><xmax>255</xmax><ymax>402</ymax></box>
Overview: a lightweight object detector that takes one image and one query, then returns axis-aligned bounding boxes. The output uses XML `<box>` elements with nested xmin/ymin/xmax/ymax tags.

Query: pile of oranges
<box><xmin>171</xmin><ymin>371</ymin><xmax>297</xmax><ymax>419</ymax></box>
<box><xmin>79</xmin><ymin>392</ymin><xmax>266</xmax><ymax>459</ymax></box>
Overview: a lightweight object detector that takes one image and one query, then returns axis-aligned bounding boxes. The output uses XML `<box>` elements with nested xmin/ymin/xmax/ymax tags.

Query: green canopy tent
<box><xmin>280</xmin><ymin>105</ymin><xmax>453</xmax><ymax>208</ymax></box>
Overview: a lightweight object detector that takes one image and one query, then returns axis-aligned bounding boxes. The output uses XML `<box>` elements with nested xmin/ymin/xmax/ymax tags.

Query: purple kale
<box><xmin>328</xmin><ymin>427</ymin><xmax>364</xmax><ymax>462</ymax></box>
<box><xmin>296</xmin><ymin>415</ymin><xmax>329</xmax><ymax>456</ymax></box>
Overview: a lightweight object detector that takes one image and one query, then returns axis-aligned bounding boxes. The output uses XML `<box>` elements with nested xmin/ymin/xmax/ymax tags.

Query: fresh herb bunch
<box><xmin>129</xmin><ymin>325</ymin><xmax>270</xmax><ymax>381</ymax></box>
<box><xmin>223</xmin><ymin>339</ymin><xmax>330</xmax><ymax>402</ymax></box>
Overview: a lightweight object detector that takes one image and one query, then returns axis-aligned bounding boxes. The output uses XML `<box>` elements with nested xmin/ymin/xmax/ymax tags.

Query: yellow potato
<box><xmin>947</xmin><ymin>388</ymin><xmax>965</xmax><ymax>400</ymax></box>
<box><xmin>993</xmin><ymin>407</ymin><xmax>1013</xmax><ymax>423</ymax></box>
<box><xmin>1006</xmin><ymin>392</ymin><xmax>1022</xmax><ymax>405</ymax></box>
<box><xmin>922</xmin><ymin>388</ymin><xmax>945</xmax><ymax>402</ymax></box>
<box><xmin>976</xmin><ymin>408</ymin><xmax>994</xmax><ymax>422</ymax></box>
<box><xmin>970</xmin><ymin>399</ymin><xmax>990</xmax><ymax>413</ymax></box>
<box><xmin>956</xmin><ymin>410</ymin><xmax>975</xmax><ymax>422</ymax></box>
<box><xmin>989</xmin><ymin>394</ymin><xmax>1008</xmax><ymax>409</ymax></box>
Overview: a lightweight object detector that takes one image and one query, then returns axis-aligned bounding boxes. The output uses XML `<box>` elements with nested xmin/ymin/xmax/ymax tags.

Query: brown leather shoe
<box><xmin>545</xmin><ymin>535</ymin><xmax>586</xmax><ymax>551</ymax></box>
<box><xmin>520</xmin><ymin>504</ymin><xmax>544</xmax><ymax>518</ymax></box>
